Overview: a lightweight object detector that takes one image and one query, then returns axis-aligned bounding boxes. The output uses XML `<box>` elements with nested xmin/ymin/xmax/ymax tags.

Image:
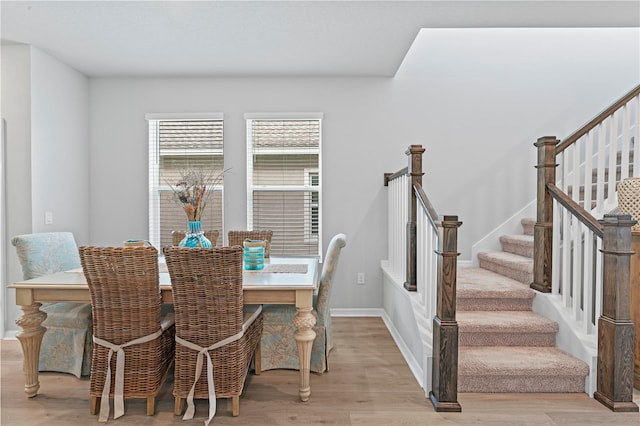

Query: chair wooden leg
<box><xmin>90</xmin><ymin>396</ymin><xmax>100</xmax><ymax>415</ymax></box>
<box><xmin>174</xmin><ymin>397</ymin><xmax>184</xmax><ymax>416</ymax></box>
<box><xmin>146</xmin><ymin>396</ymin><xmax>155</xmax><ymax>416</ymax></box>
<box><xmin>232</xmin><ymin>396</ymin><xmax>240</xmax><ymax>417</ymax></box>
<box><xmin>254</xmin><ymin>342</ymin><xmax>262</xmax><ymax>375</ymax></box>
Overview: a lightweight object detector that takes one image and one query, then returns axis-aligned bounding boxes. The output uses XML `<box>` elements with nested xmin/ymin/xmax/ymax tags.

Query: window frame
<box><xmin>146</xmin><ymin>113</ymin><xmax>224</xmax><ymax>248</ymax></box>
<box><xmin>245</xmin><ymin>112</ymin><xmax>323</xmax><ymax>257</ymax></box>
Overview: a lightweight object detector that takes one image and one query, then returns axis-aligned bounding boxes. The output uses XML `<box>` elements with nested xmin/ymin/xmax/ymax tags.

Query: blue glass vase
<box><xmin>179</xmin><ymin>221</ymin><xmax>212</xmax><ymax>248</ymax></box>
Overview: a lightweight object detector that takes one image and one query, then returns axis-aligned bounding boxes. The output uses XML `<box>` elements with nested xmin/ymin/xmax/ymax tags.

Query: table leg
<box><xmin>15</xmin><ymin>303</ymin><xmax>47</xmax><ymax>397</ymax></box>
<box><xmin>293</xmin><ymin>305</ymin><xmax>316</xmax><ymax>402</ymax></box>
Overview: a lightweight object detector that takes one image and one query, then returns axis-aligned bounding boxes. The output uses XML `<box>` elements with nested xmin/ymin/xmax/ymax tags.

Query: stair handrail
<box><xmin>533</xmin><ymin>84</ymin><xmax>639</xmax><ymax>412</ymax></box>
<box><xmin>546</xmin><ymin>183</ymin><xmax>603</xmax><ymax>238</ymax></box>
<box><xmin>414</xmin><ymin>182</ymin><xmax>439</xmax><ymax>229</ymax></box>
<box><xmin>384</xmin><ymin>167</ymin><xmax>408</xmax><ymax>185</ymax></box>
<box><xmin>557</xmin><ymin>84</ymin><xmax>640</xmax><ymax>153</ymax></box>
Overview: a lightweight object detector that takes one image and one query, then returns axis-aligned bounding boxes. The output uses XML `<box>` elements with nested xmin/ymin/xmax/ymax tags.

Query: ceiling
<box><xmin>1</xmin><ymin>1</ymin><xmax>639</xmax><ymax>78</ymax></box>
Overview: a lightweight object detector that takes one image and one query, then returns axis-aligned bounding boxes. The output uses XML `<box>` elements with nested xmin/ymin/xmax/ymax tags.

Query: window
<box><xmin>246</xmin><ymin>113</ymin><xmax>323</xmax><ymax>256</ymax></box>
<box><xmin>147</xmin><ymin>113</ymin><xmax>224</xmax><ymax>248</ymax></box>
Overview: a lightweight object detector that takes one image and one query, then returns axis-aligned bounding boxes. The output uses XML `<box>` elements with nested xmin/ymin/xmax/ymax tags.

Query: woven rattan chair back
<box><xmin>164</xmin><ymin>246</ymin><xmax>263</xmax><ymax>417</ymax></box>
<box><xmin>227</xmin><ymin>230</ymin><xmax>273</xmax><ymax>257</ymax></box>
<box><xmin>79</xmin><ymin>246</ymin><xmax>175</xmax><ymax>419</ymax></box>
<box><xmin>171</xmin><ymin>230</ymin><xmax>219</xmax><ymax>246</ymax></box>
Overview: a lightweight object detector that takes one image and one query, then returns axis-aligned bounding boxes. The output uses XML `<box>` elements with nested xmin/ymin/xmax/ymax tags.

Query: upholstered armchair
<box><xmin>11</xmin><ymin>232</ymin><xmax>93</xmax><ymax>377</ymax></box>
<box><xmin>259</xmin><ymin>233</ymin><xmax>346</xmax><ymax>373</ymax></box>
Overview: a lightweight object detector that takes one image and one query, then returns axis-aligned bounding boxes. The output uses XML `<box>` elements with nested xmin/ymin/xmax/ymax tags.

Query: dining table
<box><xmin>8</xmin><ymin>255</ymin><xmax>320</xmax><ymax>403</ymax></box>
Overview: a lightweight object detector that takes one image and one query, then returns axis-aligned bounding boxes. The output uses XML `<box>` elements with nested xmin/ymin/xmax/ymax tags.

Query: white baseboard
<box><xmin>458</xmin><ymin>260</ymin><xmax>474</xmax><ymax>269</ymax></box>
<box><xmin>331</xmin><ymin>308</ymin><xmax>384</xmax><ymax>317</ymax></box>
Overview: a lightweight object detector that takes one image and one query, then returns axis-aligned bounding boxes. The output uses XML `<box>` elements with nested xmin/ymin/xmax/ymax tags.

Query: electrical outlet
<box><xmin>357</xmin><ymin>272</ymin><xmax>365</xmax><ymax>285</ymax></box>
<box><xmin>44</xmin><ymin>211</ymin><xmax>53</xmax><ymax>225</ymax></box>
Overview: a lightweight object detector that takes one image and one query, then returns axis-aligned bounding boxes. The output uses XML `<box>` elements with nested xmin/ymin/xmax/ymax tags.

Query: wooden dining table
<box><xmin>8</xmin><ymin>255</ymin><xmax>320</xmax><ymax>402</ymax></box>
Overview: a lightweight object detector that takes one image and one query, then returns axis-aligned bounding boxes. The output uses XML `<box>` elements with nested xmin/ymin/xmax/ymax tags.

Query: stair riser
<box><xmin>459</xmin><ymin>332</ymin><xmax>556</xmax><ymax>347</ymax></box>
<box><xmin>458</xmin><ymin>298</ymin><xmax>532</xmax><ymax>312</ymax></box>
<box><xmin>458</xmin><ymin>375</ymin><xmax>586</xmax><ymax>393</ymax></box>
<box><xmin>478</xmin><ymin>258</ymin><xmax>533</xmax><ymax>285</ymax></box>
<box><xmin>500</xmin><ymin>241</ymin><xmax>533</xmax><ymax>258</ymax></box>
<box><xmin>521</xmin><ymin>219</ymin><xmax>535</xmax><ymax>236</ymax></box>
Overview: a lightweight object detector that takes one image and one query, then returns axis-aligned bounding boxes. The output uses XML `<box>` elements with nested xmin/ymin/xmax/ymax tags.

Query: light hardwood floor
<box><xmin>2</xmin><ymin>317</ymin><xmax>639</xmax><ymax>425</ymax></box>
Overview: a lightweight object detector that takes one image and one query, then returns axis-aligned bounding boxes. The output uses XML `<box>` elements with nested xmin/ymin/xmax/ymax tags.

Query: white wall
<box><xmin>1</xmin><ymin>45</ymin><xmax>90</xmax><ymax>334</ymax></box>
<box><xmin>30</xmin><ymin>48</ymin><xmax>90</xmax><ymax>241</ymax></box>
<box><xmin>1</xmin><ymin>44</ymin><xmax>32</xmax><ymax>336</ymax></box>
<box><xmin>89</xmin><ymin>77</ymin><xmax>393</xmax><ymax>312</ymax></box>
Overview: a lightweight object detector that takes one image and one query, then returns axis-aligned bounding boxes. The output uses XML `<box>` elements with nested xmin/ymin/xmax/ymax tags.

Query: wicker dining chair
<box><xmin>164</xmin><ymin>246</ymin><xmax>263</xmax><ymax>422</ymax></box>
<box><xmin>79</xmin><ymin>246</ymin><xmax>175</xmax><ymax>421</ymax></box>
<box><xmin>11</xmin><ymin>232</ymin><xmax>93</xmax><ymax>377</ymax></box>
<box><xmin>259</xmin><ymin>233</ymin><xmax>346</xmax><ymax>374</ymax></box>
<box><xmin>227</xmin><ymin>230</ymin><xmax>273</xmax><ymax>257</ymax></box>
<box><xmin>171</xmin><ymin>230</ymin><xmax>219</xmax><ymax>247</ymax></box>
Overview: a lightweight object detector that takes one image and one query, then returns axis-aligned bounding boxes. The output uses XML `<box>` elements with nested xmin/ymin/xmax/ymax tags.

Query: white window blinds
<box><xmin>246</xmin><ymin>114</ymin><xmax>323</xmax><ymax>256</ymax></box>
<box><xmin>148</xmin><ymin>115</ymin><xmax>224</xmax><ymax>248</ymax></box>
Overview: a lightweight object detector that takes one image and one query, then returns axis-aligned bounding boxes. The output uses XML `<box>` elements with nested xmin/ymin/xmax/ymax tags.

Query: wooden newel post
<box><xmin>430</xmin><ymin>215</ymin><xmax>462</xmax><ymax>412</ymax></box>
<box><xmin>531</xmin><ymin>136</ymin><xmax>558</xmax><ymax>293</ymax></box>
<box><xmin>594</xmin><ymin>214</ymin><xmax>639</xmax><ymax>412</ymax></box>
<box><xmin>404</xmin><ymin>145</ymin><xmax>425</xmax><ymax>292</ymax></box>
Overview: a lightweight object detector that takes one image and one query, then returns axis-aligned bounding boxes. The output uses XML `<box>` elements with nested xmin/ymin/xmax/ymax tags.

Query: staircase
<box><xmin>457</xmin><ymin>218</ymin><xmax>590</xmax><ymax>392</ymax></box>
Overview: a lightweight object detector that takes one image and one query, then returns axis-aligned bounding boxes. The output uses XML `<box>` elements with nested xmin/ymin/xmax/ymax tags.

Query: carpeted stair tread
<box><xmin>458</xmin><ymin>268</ymin><xmax>534</xmax><ymax>311</ymax></box>
<box><xmin>458</xmin><ymin>346</ymin><xmax>589</xmax><ymax>393</ymax></box>
<box><xmin>458</xmin><ymin>311</ymin><xmax>558</xmax><ymax>346</ymax></box>
<box><xmin>458</xmin><ymin>311</ymin><xmax>558</xmax><ymax>333</ymax></box>
<box><xmin>499</xmin><ymin>234</ymin><xmax>534</xmax><ymax>258</ymax></box>
<box><xmin>478</xmin><ymin>251</ymin><xmax>533</xmax><ymax>285</ymax></box>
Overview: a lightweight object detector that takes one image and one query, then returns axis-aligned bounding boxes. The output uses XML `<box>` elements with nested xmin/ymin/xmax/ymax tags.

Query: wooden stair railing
<box><xmin>384</xmin><ymin>145</ymin><xmax>461</xmax><ymax>412</ymax></box>
<box><xmin>415</xmin><ymin>183</ymin><xmax>462</xmax><ymax>413</ymax></box>
<box><xmin>533</xmin><ymin>84</ymin><xmax>640</xmax><ymax>412</ymax></box>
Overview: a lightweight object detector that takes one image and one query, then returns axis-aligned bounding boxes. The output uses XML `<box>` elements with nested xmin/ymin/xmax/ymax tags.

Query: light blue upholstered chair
<box><xmin>259</xmin><ymin>233</ymin><xmax>347</xmax><ymax>373</ymax></box>
<box><xmin>11</xmin><ymin>232</ymin><xmax>93</xmax><ymax>377</ymax></box>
